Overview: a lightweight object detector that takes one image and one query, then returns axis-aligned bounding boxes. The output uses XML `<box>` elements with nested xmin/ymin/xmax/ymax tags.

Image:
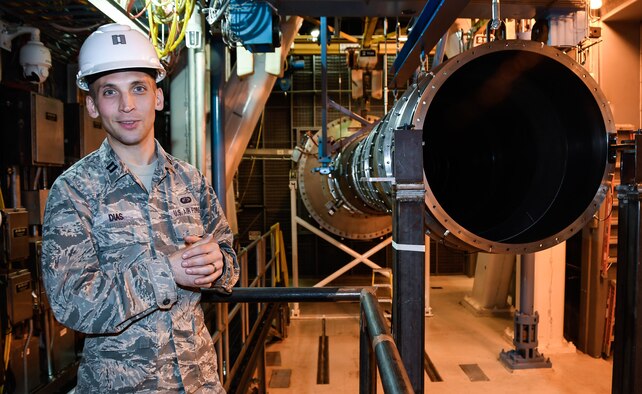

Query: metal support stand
<box><xmin>288</xmin><ymin>175</ymin><xmax>391</xmax><ymax>318</ymax></box>
<box><xmin>391</xmin><ymin>128</ymin><xmax>425</xmax><ymax>393</ymax></box>
<box><xmin>499</xmin><ymin>253</ymin><xmax>552</xmax><ymax>369</ymax></box>
<box><xmin>612</xmin><ymin>133</ymin><xmax>642</xmax><ymax>394</ymax></box>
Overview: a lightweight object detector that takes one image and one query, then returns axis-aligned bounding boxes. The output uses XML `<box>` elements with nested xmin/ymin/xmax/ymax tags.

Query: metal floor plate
<box><xmin>269</xmin><ymin>369</ymin><xmax>292</xmax><ymax>388</ymax></box>
<box><xmin>459</xmin><ymin>364</ymin><xmax>490</xmax><ymax>382</ymax></box>
<box><xmin>266</xmin><ymin>351</ymin><xmax>281</xmax><ymax>366</ymax></box>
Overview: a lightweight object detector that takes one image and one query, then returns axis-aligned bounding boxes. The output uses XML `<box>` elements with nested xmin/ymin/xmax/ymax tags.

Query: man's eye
<box><xmin>133</xmin><ymin>85</ymin><xmax>147</xmax><ymax>93</ymax></box>
<box><xmin>102</xmin><ymin>89</ymin><xmax>116</xmax><ymax>96</ymax></box>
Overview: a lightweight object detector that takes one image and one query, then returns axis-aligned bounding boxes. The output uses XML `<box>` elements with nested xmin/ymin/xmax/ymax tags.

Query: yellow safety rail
<box><xmin>270</xmin><ymin>223</ymin><xmax>289</xmax><ymax>287</ymax></box>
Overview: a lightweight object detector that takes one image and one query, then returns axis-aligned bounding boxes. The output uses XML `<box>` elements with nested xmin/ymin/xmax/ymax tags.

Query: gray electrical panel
<box><xmin>31</xmin><ymin>93</ymin><xmax>64</xmax><ymax>165</ymax></box>
<box><xmin>5</xmin><ymin>269</ymin><xmax>33</xmax><ymax>324</ymax></box>
<box><xmin>1</xmin><ymin>208</ymin><xmax>29</xmax><ymax>262</ymax></box>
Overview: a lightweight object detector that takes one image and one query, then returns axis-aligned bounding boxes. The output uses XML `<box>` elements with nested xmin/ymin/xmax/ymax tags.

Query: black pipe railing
<box><xmin>202</xmin><ymin>286</ymin><xmax>362</xmax><ymax>303</ymax></box>
<box><xmin>202</xmin><ymin>287</ymin><xmax>413</xmax><ymax>393</ymax></box>
<box><xmin>360</xmin><ymin>290</ymin><xmax>414</xmax><ymax>393</ymax></box>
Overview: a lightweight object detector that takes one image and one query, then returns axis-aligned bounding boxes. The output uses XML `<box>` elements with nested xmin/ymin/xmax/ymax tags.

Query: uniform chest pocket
<box><xmin>169</xmin><ymin>189</ymin><xmax>205</xmax><ymax>243</ymax></box>
<box><xmin>93</xmin><ymin>204</ymin><xmax>150</xmax><ymax>272</ymax></box>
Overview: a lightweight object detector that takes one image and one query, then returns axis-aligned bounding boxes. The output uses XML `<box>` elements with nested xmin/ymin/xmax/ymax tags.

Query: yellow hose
<box><xmin>148</xmin><ymin>0</ymin><xmax>195</xmax><ymax>58</ymax></box>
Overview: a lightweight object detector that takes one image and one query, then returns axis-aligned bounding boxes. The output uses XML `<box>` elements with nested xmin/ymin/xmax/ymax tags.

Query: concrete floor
<box><xmin>265</xmin><ymin>275</ymin><xmax>613</xmax><ymax>393</ymax></box>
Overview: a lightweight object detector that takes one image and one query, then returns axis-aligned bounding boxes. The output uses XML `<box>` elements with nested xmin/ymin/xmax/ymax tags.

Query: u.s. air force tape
<box><xmin>392</xmin><ymin>241</ymin><xmax>425</xmax><ymax>252</ymax></box>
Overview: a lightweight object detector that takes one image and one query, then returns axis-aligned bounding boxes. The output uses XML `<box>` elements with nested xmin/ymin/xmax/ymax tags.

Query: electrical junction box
<box><xmin>228</xmin><ymin>0</ymin><xmax>280</xmax><ymax>53</ymax></box>
<box><xmin>4</xmin><ymin>269</ymin><xmax>33</xmax><ymax>324</ymax></box>
<box><xmin>1</xmin><ymin>208</ymin><xmax>29</xmax><ymax>262</ymax></box>
<box><xmin>32</xmin><ymin>93</ymin><xmax>64</xmax><ymax>165</ymax></box>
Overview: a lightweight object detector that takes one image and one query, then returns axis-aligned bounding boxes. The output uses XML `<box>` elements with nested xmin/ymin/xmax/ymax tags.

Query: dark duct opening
<box><xmin>423</xmin><ymin>50</ymin><xmax>608</xmax><ymax>245</ymax></box>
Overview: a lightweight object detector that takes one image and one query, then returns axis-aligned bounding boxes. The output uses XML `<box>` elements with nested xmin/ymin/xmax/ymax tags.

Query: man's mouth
<box><xmin>118</xmin><ymin>120</ymin><xmax>139</xmax><ymax>128</ymax></box>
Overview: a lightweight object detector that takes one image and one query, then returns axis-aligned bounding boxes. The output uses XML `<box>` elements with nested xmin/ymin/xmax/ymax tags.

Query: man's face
<box><xmin>86</xmin><ymin>70</ymin><xmax>163</xmax><ymax>150</ymax></box>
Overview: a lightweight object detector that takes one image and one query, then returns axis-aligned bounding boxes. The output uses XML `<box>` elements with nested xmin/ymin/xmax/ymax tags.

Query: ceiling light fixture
<box><xmin>87</xmin><ymin>0</ymin><xmax>148</xmax><ymax>34</ymax></box>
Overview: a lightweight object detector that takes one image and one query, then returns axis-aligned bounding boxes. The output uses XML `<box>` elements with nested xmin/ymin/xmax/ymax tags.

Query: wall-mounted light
<box><xmin>310</xmin><ymin>28</ymin><xmax>320</xmax><ymax>42</ymax></box>
<box><xmin>186</xmin><ymin>4</ymin><xmax>203</xmax><ymax>49</ymax></box>
<box><xmin>590</xmin><ymin>0</ymin><xmax>603</xmax><ymax>10</ymax></box>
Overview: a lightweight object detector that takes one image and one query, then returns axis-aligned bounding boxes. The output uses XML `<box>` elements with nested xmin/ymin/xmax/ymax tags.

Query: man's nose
<box><xmin>119</xmin><ymin>93</ymin><xmax>135</xmax><ymax>112</ymax></box>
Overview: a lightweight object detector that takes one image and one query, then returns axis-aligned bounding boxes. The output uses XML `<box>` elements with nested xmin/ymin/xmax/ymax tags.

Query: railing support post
<box><xmin>359</xmin><ymin>308</ymin><xmax>376</xmax><ymax>394</ymax></box>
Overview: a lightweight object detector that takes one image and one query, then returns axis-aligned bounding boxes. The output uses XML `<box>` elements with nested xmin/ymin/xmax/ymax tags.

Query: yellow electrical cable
<box><xmin>167</xmin><ymin>0</ymin><xmax>193</xmax><ymax>52</ymax></box>
<box><xmin>147</xmin><ymin>0</ymin><xmax>194</xmax><ymax>58</ymax></box>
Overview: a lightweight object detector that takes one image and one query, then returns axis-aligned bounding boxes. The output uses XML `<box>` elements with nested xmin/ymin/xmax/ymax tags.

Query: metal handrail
<box><xmin>360</xmin><ymin>290</ymin><xmax>414</xmax><ymax>394</ymax></box>
<box><xmin>203</xmin><ymin>286</ymin><xmax>413</xmax><ymax>393</ymax></box>
<box><xmin>206</xmin><ymin>225</ymin><xmax>282</xmax><ymax>388</ymax></box>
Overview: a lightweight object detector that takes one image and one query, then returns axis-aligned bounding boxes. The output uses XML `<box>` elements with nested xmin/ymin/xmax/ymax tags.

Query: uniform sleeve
<box><xmin>41</xmin><ymin>179</ymin><xmax>178</xmax><ymax>335</ymax></box>
<box><xmin>199</xmin><ymin>175</ymin><xmax>239</xmax><ymax>292</ymax></box>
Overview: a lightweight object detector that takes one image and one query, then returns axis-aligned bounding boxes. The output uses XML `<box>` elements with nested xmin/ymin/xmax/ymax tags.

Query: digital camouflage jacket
<box><xmin>42</xmin><ymin>140</ymin><xmax>239</xmax><ymax>393</ymax></box>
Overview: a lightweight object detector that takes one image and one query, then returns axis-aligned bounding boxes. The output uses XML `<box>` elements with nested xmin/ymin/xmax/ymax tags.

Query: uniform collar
<box><xmin>98</xmin><ymin>139</ymin><xmax>176</xmax><ymax>185</ymax></box>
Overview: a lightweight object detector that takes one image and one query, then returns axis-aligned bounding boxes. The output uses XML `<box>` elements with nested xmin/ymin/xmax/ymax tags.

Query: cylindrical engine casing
<box><xmin>301</xmin><ymin>40</ymin><xmax>614</xmax><ymax>253</ymax></box>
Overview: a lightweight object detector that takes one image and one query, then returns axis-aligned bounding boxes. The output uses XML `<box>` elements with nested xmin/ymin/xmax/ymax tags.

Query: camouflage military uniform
<box><xmin>42</xmin><ymin>140</ymin><xmax>239</xmax><ymax>393</ymax></box>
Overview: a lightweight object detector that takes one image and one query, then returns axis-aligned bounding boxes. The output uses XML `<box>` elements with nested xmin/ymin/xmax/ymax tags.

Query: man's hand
<box><xmin>168</xmin><ymin>234</ymin><xmax>224</xmax><ymax>288</ymax></box>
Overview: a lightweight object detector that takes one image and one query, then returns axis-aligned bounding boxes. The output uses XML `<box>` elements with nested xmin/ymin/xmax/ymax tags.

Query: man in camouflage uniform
<box><xmin>41</xmin><ymin>24</ymin><xmax>239</xmax><ymax>393</ymax></box>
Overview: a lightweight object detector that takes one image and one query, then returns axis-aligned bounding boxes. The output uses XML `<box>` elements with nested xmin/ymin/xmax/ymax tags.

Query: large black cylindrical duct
<box><xmin>298</xmin><ymin>40</ymin><xmax>613</xmax><ymax>253</ymax></box>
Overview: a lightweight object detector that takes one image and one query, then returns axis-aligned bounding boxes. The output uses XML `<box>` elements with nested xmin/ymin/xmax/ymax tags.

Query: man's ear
<box><xmin>85</xmin><ymin>95</ymin><xmax>100</xmax><ymax>119</ymax></box>
<box><xmin>155</xmin><ymin>88</ymin><xmax>164</xmax><ymax>111</ymax></box>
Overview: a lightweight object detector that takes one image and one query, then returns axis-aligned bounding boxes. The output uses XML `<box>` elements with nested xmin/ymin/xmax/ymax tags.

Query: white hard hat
<box><xmin>76</xmin><ymin>23</ymin><xmax>166</xmax><ymax>91</ymax></box>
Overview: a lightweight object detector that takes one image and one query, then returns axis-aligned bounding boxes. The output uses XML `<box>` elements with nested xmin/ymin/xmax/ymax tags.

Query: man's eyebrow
<box><xmin>97</xmin><ymin>82</ymin><xmax>116</xmax><ymax>90</ymax></box>
<box><xmin>129</xmin><ymin>79</ymin><xmax>150</xmax><ymax>86</ymax></box>
<box><xmin>97</xmin><ymin>80</ymin><xmax>150</xmax><ymax>90</ymax></box>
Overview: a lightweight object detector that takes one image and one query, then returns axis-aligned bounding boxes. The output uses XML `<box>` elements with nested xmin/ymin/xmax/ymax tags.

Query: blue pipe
<box><xmin>317</xmin><ymin>16</ymin><xmax>331</xmax><ymax>173</ymax></box>
<box><xmin>210</xmin><ymin>41</ymin><xmax>227</xmax><ymax>212</ymax></box>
